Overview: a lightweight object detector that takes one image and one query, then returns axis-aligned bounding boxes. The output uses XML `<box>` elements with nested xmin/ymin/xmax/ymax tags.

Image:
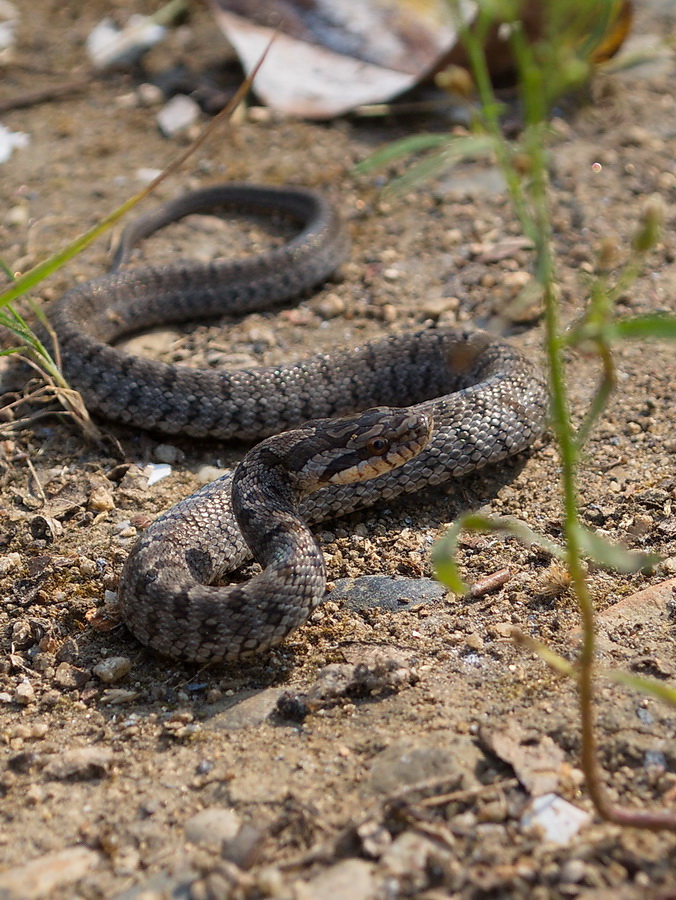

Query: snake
<box><xmin>46</xmin><ymin>184</ymin><xmax>548</xmax><ymax>664</ymax></box>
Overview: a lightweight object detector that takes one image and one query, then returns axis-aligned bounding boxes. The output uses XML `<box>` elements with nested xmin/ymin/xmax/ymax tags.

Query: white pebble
<box><xmin>93</xmin><ymin>656</ymin><xmax>132</xmax><ymax>684</ymax></box>
<box><xmin>157</xmin><ymin>95</ymin><xmax>200</xmax><ymax>138</ymax></box>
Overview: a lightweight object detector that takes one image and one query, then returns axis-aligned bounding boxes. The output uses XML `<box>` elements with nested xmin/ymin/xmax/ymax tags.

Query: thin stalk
<box><xmin>507</xmin><ymin>3</ymin><xmax>676</xmax><ymax>832</ymax></box>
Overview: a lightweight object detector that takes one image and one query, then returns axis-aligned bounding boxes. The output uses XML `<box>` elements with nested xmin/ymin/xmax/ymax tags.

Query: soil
<box><xmin>0</xmin><ymin>2</ymin><xmax>674</xmax><ymax>899</ymax></box>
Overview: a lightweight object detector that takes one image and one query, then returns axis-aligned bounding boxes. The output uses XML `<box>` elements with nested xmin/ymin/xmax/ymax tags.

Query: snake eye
<box><xmin>366</xmin><ymin>436</ymin><xmax>390</xmax><ymax>456</ymax></box>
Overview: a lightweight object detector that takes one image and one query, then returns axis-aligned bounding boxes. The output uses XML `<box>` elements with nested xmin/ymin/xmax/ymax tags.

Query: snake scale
<box><xmin>47</xmin><ymin>185</ymin><xmax>548</xmax><ymax>664</ymax></box>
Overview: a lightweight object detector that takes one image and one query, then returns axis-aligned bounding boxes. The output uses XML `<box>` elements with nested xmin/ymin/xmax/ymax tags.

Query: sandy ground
<box><xmin>0</xmin><ymin>2</ymin><xmax>674</xmax><ymax>899</ymax></box>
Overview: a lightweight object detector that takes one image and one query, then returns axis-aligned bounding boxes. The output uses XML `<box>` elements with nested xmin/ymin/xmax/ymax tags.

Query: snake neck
<box><xmin>232</xmin><ymin>444</ymin><xmax>322</xmax><ymax>572</ymax></box>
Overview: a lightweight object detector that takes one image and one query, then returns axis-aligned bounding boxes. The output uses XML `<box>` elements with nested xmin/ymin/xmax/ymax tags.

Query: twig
<box><xmin>0</xmin><ymin>78</ymin><xmax>90</xmax><ymax>114</ymax></box>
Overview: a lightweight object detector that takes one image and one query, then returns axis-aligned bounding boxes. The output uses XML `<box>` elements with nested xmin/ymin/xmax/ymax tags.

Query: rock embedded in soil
<box><xmin>329</xmin><ymin>575</ymin><xmax>446</xmax><ymax>612</ymax></box>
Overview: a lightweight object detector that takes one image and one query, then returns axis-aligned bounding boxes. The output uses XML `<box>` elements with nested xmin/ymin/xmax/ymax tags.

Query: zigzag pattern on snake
<box><xmin>46</xmin><ymin>185</ymin><xmax>548</xmax><ymax>664</ymax></box>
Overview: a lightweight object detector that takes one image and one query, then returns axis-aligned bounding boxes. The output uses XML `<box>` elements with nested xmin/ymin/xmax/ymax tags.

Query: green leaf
<box><xmin>515</xmin><ymin>632</ymin><xmax>676</xmax><ymax>707</ymax></box>
<box><xmin>512</xmin><ymin>631</ymin><xmax>576</xmax><ymax>677</ymax></box>
<box><xmin>354</xmin><ymin>135</ymin><xmax>452</xmax><ymax>174</ymax></box>
<box><xmin>610</xmin><ymin>315</ymin><xmax>676</xmax><ymax>341</ymax></box>
<box><xmin>574</xmin><ymin>524</ymin><xmax>660</xmax><ymax>572</ymax></box>
<box><xmin>433</xmin><ymin>513</ymin><xmax>565</xmax><ymax>593</ymax></box>
<box><xmin>0</xmin><ymin>258</ymin><xmax>15</xmax><ymax>281</ymax></box>
<box><xmin>608</xmin><ymin>670</ymin><xmax>676</xmax><ymax>708</ymax></box>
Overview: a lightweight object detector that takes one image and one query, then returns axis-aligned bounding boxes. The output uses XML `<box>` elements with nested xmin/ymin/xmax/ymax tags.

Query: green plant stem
<box><xmin>503</xmin><ymin>5</ymin><xmax>675</xmax><ymax>833</ymax></box>
<box><xmin>529</xmin><ymin>63</ymin><xmax>676</xmax><ymax>839</ymax></box>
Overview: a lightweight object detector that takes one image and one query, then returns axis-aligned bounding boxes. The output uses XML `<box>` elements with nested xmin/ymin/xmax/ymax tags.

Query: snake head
<box><xmin>298</xmin><ymin>406</ymin><xmax>433</xmax><ymax>491</ymax></box>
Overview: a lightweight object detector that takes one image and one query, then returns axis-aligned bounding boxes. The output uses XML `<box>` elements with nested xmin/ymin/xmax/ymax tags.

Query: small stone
<box><xmin>145</xmin><ymin>463</ymin><xmax>171</xmax><ymax>486</ymax></box>
<box><xmin>0</xmin><ymin>847</ymin><xmax>99</xmax><ymax>900</ymax></box>
<box><xmin>100</xmin><ymin>689</ymin><xmax>139</xmax><ymax>705</ymax></box>
<box><xmin>137</xmin><ymin>82</ymin><xmax>163</xmax><ymax>106</ymax></box>
<box><xmin>501</xmin><ymin>270</ymin><xmax>532</xmax><ymax>298</ymax></box>
<box><xmin>6</xmin><ymin>205</ymin><xmax>29</xmax><ymax>229</ymax></box>
<box><xmin>315</xmin><ymin>292</ymin><xmax>346</xmax><ymax>319</ymax></box>
<box><xmin>381</xmin><ymin>830</ymin><xmax>452</xmax><ymax>894</ymax></box>
<box><xmin>465</xmin><ymin>632</ymin><xmax>484</xmax><ymax>651</ymax></box>
<box><xmin>78</xmin><ymin>557</ymin><xmax>98</xmax><ymax>577</ymax></box>
<box><xmin>421</xmin><ymin>296</ymin><xmax>459</xmax><ymax>320</ymax></box>
<box><xmin>560</xmin><ymin>859</ymin><xmax>587</xmax><ymax>884</ymax></box>
<box><xmin>153</xmin><ymin>443</ymin><xmax>183</xmax><ymax>464</ymax></box>
<box><xmin>296</xmin><ymin>859</ymin><xmax>375</xmax><ymax>900</ymax></box>
<box><xmin>29</xmin><ymin>515</ymin><xmax>63</xmax><ymax>543</ymax></box>
<box><xmin>93</xmin><ymin>656</ymin><xmax>132</xmax><ymax>684</ymax></box>
<box><xmin>662</xmin><ymin>557</ymin><xmax>676</xmax><ymax>575</ymax></box>
<box><xmin>627</xmin><ymin>514</ymin><xmax>652</xmax><ymax>536</ymax></box>
<box><xmin>0</xmin><ymin>552</ymin><xmax>21</xmax><ymax>577</ymax></box>
<box><xmin>184</xmin><ymin>807</ymin><xmax>240</xmax><ymax>848</ymax></box>
<box><xmin>195</xmin><ymin>466</ymin><xmax>229</xmax><ymax>485</ymax></box>
<box><xmin>54</xmin><ymin>662</ymin><xmax>88</xmax><ymax>690</ymax></box>
<box><xmin>88</xmin><ymin>485</ymin><xmax>115</xmax><ymax>512</ymax></box>
<box><xmin>43</xmin><ymin>747</ymin><xmax>113</xmax><ymax>781</ymax></box>
<box><xmin>14</xmin><ymin>681</ymin><xmax>34</xmax><ymax>705</ymax></box>
<box><xmin>380</xmin><ymin>303</ymin><xmax>397</xmax><ymax>323</ymax></box>
<box><xmin>520</xmin><ymin>793</ymin><xmax>590</xmax><ymax>845</ymax></box>
<box><xmin>208</xmin><ymin>687</ymin><xmax>286</xmax><ymax>730</ymax></box>
<box><xmin>157</xmin><ymin>94</ymin><xmax>200</xmax><ymax>137</ymax></box>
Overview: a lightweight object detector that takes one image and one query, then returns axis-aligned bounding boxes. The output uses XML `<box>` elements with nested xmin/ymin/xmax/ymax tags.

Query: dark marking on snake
<box><xmin>45</xmin><ymin>184</ymin><xmax>548</xmax><ymax>664</ymax></box>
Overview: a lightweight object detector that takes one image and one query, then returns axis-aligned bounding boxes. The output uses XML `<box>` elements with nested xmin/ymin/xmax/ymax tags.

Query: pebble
<box><xmin>208</xmin><ymin>687</ymin><xmax>286</xmax><ymax>731</ymax></box>
<box><xmin>14</xmin><ymin>680</ymin><xmax>34</xmax><ymax>705</ymax></box>
<box><xmin>0</xmin><ymin>846</ymin><xmax>99</xmax><ymax>900</ymax></box>
<box><xmin>29</xmin><ymin>515</ymin><xmax>63</xmax><ymax>543</ymax></box>
<box><xmin>87</xmin><ymin>14</ymin><xmax>165</xmax><ymax>69</ymax></box>
<box><xmin>136</xmin><ymin>83</ymin><xmax>164</xmax><ymax>107</ymax></box>
<box><xmin>145</xmin><ymin>463</ymin><xmax>172</xmax><ymax>486</ymax></box>
<box><xmin>153</xmin><ymin>443</ymin><xmax>183</xmax><ymax>464</ymax></box>
<box><xmin>0</xmin><ymin>552</ymin><xmax>21</xmax><ymax>576</ymax></box>
<box><xmin>315</xmin><ymin>292</ymin><xmax>346</xmax><ymax>318</ymax></box>
<box><xmin>295</xmin><ymin>858</ymin><xmax>376</xmax><ymax>900</ymax></box>
<box><xmin>420</xmin><ymin>296</ymin><xmax>459</xmax><ymax>320</ymax></box>
<box><xmin>88</xmin><ymin>485</ymin><xmax>115</xmax><ymax>512</ymax></box>
<box><xmin>54</xmin><ymin>662</ymin><xmax>88</xmax><ymax>690</ymax></box>
<box><xmin>369</xmin><ymin>735</ymin><xmax>482</xmax><ymax>796</ymax></box>
<box><xmin>93</xmin><ymin>656</ymin><xmax>132</xmax><ymax>684</ymax></box>
<box><xmin>157</xmin><ymin>94</ymin><xmax>200</xmax><ymax>137</ymax></box>
<box><xmin>520</xmin><ymin>793</ymin><xmax>590</xmax><ymax>845</ymax></box>
<box><xmin>464</xmin><ymin>632</ymin><xmax>485</xmax><ymax>651</ymax></box>
<box><xmin>381</xmin><ymin>830</ymin><xmax>452</xmax><ymax>894</ymax></box>
<box><xmin>184</xmin><ymin>807</ymin><xmax>240</xmax><ymax>849</ymax></box>
<box><xmin>78</xmin><ymin>557</ymin><xmax>98</xmax><ymax>576</ymax></box>
<box><xmin>559</xmin><ymin>859</ymin><xmax>588</xmax><ymax>884</ymax></box>
<box><xmin>43</xmin><ymin>747</ymin><xmax>113</xmax><ymax>781</ymax></box>
<box><xmin>195</xmin><ymin>465</ymin><xmax>229</xmax><ymax>485</ymax></box>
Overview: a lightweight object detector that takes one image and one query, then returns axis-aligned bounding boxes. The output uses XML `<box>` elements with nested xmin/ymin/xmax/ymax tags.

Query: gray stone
<box><xmin>93</xmin><ymin>656</ymin><xmax>132</xmax><ymax>684</ymax></box>
<box><xmin>0</xmin><ymin>847</ymin><xmax>99</xmax><ymax>900</ymax></box>
<box><xmin>43</xmin><ymin>747</ymin><xmax>113</xmax><ymax>781</ymax></box>
<box><xmin>296</xmin><ymin>859</ymin><xmax>376</xmax><ymax>900</ymax></box>
<box><xmin>184</xmin><ymin>807</ymin><xmax>240</xmax><ymax>849</ymax></box>
<box><xmin>330</xmin><ymin>575</ymin><xmax>446</xmax><ymax>613</ymax></box>
<box><xmin>369</xmin><ymin>735</ymin><xmax>482</xmax><ymax>796</ymax></box>
<box><xmin>207</xmin><ymin>687</ymin><xmax>285</xmax><ymax>730</ymax></box>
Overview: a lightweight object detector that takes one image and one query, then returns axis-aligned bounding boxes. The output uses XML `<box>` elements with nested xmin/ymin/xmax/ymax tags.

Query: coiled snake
<box><xmin>47</xmin><ymin>185</ymin><xmax>548</xmax><ymax>664</ymax></box>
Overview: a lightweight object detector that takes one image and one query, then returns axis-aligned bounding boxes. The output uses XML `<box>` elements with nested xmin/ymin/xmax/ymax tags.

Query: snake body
<box><xmin>47</xmin><ymin>185</ymin><xmax>548</xmax><ymax>664</ymax></box>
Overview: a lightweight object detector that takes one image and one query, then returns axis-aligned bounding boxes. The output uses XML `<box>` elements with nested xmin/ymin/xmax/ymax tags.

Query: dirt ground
<box><xmin>0</xmin><ymin>2</ymin><xmax>674</xmax><ymax>899</ymax></box>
